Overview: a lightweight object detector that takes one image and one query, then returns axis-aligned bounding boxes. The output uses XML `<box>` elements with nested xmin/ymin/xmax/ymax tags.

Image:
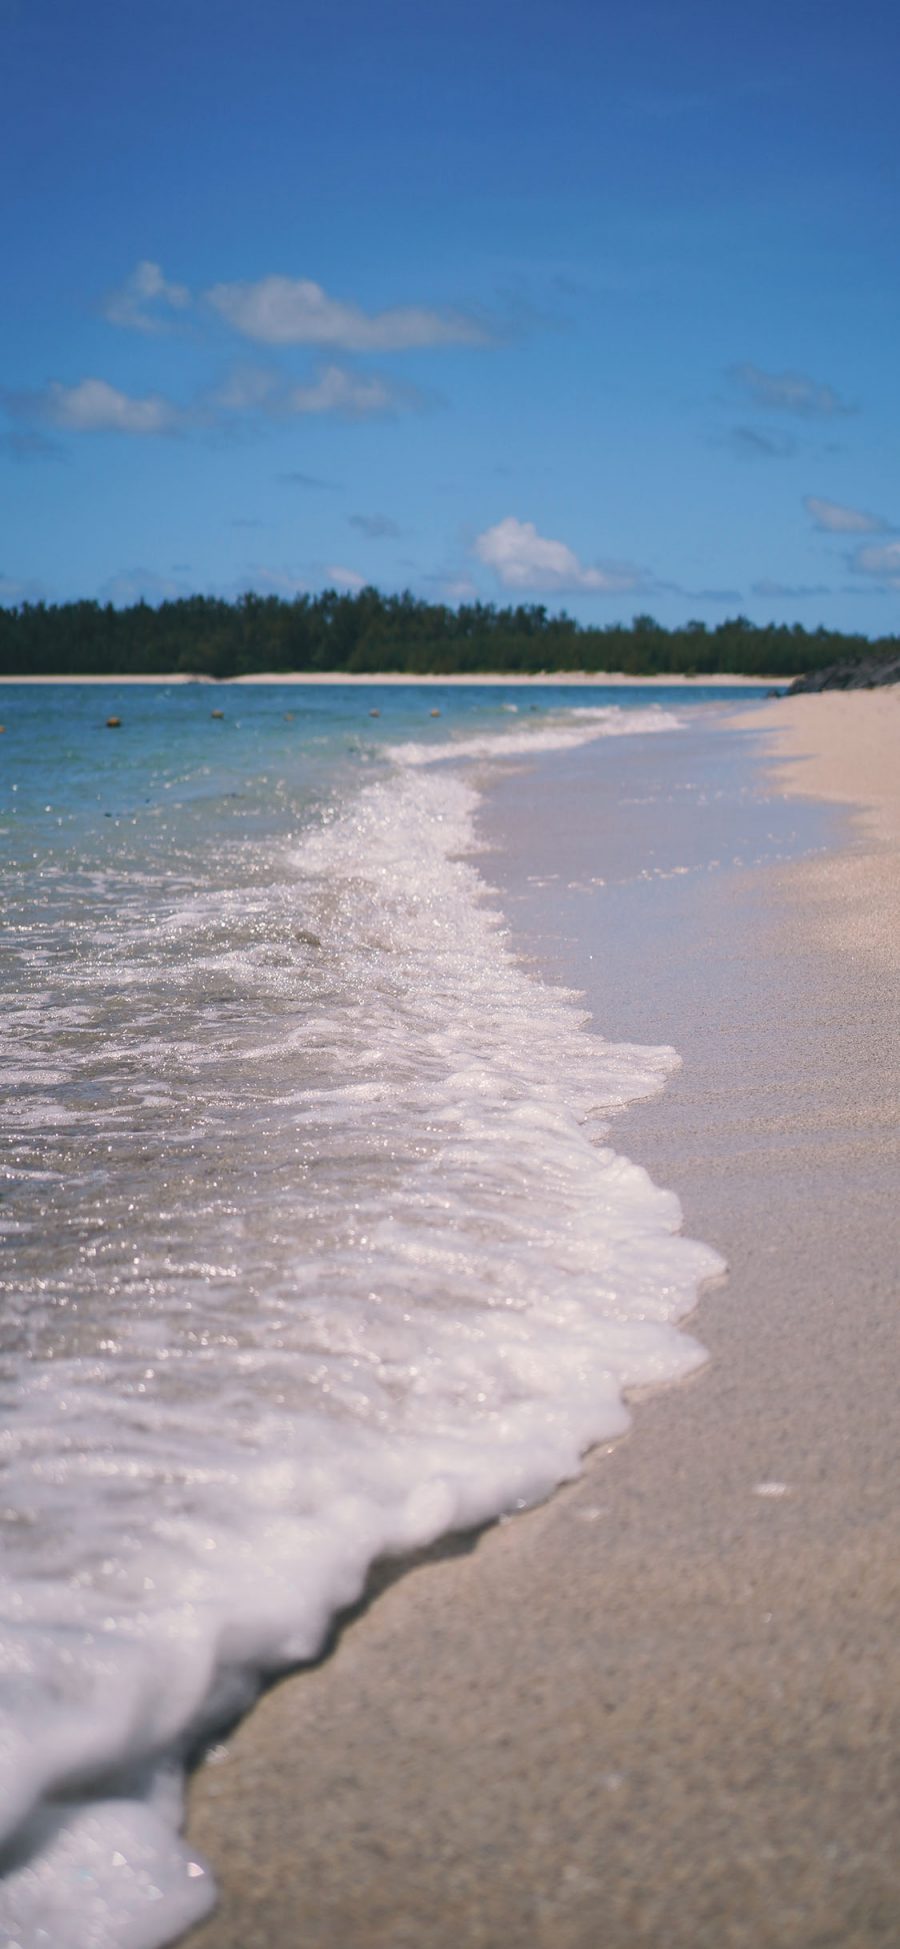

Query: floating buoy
<box><xmin>0</xmin><ymin>725</ymin><xmax>5</xmax><ymax>734</ymax></box>
<box><xmin>369</xmin><ymin>707</ymin><xmax>380</xmax><ymax>717</ymax></box>
<box><xmin>211</xmin><ymin>709</ymin><xmax>224</xmax><ymax>719</ymax></box>
<box><xmin>284</xmin><ymin>711</ymin><xmax>295</xmax><ymax>721</ymax></box>
<box><xmin>106</xmin><ymin>717</ymin><xmax>121</xmax><ymax>728</ymax></box>
<box><xmin>430</xmin><ymin>707</ymin><xmax>441</xmax><ymax>717</ymax></box>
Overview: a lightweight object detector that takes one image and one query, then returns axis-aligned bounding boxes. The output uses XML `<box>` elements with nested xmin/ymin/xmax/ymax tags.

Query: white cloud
<box><xmin>730</xmin><ymin>363</ymin><xmax>853</xmax><ymax>418</ymax></box>
<box><xmin>474</xmin><ymin>517</ymin><xmax>639</xmax><ymax>595</ymax></box>
<box><xmin>285</xmin><ymin>365</ymin><xmax>409</xmax><ymax>419</ymax></box>
<box><xmin>206</xmin><ymin>362</ymin><xmax>411</xmax><ymax>424</ymax></box>
<box><xmin>206</xmin><ymin>275</ymin><xmax>486</xmax><ymax>350</ymax></box>
<box><xmin>104</xmin><ymin>260</ymin><xmax>190</xmax><ymax>333</ymax></box>
<box><xmin>804</xmin><ymin>494</ymin><xmax>890</xmax><ymax>534</ymax></box>
<box><xmin>7</xmin><ymin>361</ymin><xmax>410</xmax><ymax>443</ymax></box>
<box><xmin>850</xmin><ymin>540</ymin><xmax>900</xmax><ymax>588</ymax></box>
<box><xmin>325</xmin><ymin>564</ymin><xmax>366</xmax><ymax>590</ymax></box>
<box><xmin>43</xmin><ymin>378</ymin><xmax>180</xmax><ymax>434</ymax></box>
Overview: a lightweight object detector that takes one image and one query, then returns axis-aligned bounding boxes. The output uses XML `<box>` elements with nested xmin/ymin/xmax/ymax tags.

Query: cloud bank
<box><xmin>2</xmin><ymin>262</ymin><xmax>484</xmax><ymax>457</ymax></box>
<box><xmin>104</xmin><ymin>263</ymin><xmax>486</xmax><ymax>354</ymax></box>
<box><xmin>7</xmin><ymin>361</ymin><xmax>417</xmax><ymax>443</ymax></box>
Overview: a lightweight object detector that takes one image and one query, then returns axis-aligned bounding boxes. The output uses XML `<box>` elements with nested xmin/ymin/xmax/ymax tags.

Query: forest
<box><xmin>0</xmin><ymin>589</ymin><xmax>896</xmax><ymax>680</ymax></box>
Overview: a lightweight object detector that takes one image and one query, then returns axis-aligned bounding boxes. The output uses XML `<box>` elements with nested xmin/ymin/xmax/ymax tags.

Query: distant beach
<box><xmin>0</xmin><ymin>670</ymin><xmax>785</xmax><ymax>686</ymax></box>
<box><xmin>184</xmin><ymin>689</ymin><xmax>900</xmax><ymax>1949</ymax></box>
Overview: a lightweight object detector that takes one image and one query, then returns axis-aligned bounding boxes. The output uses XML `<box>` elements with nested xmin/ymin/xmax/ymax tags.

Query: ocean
<box><xmin>0</xmin><ymin>680</ymin><xmax>768</xmax><ymax>1948</ymax></box>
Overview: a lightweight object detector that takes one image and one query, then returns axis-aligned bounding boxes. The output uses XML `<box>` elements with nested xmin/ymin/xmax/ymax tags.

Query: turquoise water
<box><xmin>0</xmin><ymin>682</ymin><xmax>762</xmax><ymax>1949</ymax></box>
<box><xmin>0</xmin><ymin>678</ymin><xmax>760</xmax><ymax>843</ymax></box>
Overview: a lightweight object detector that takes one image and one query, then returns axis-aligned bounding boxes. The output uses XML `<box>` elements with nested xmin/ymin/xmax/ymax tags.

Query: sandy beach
<box><xmin>736</xmin><ymin>692</ymin><xmax>900</xmax><ymax>967</ymax></box>
<box><xmin>184</xmin><ymin>692</ymin><xmax>899</xmax><ymax>1949</ymax></box>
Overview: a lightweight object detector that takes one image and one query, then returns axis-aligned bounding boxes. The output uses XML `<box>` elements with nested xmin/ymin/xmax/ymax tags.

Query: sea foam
<box><xmin>386</xmin><ymin>700</ymin><xmax>683</xmax><ymax>767</ymax></box>
<box><xmin>0</xmin><ymin>705</ymin><xmax>722</xmax><ymax>1948</ymax></box>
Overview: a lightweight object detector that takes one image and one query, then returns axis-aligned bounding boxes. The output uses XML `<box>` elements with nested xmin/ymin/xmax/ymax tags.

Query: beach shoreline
<box><xmin>184</xmin><ymin>693</ymin><xmax>899</xmax><ymax>1949</ymax></box>
<box><xmin>0</xmin><ymin>670</ymin><xmax>784</xmax><ymax>687</ymax></box>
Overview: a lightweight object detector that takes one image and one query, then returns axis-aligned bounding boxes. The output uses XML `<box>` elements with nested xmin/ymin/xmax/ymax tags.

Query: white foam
<box><xmin>0</xmin><ymin>706</ymin><xmax>722</xmax><ymax>1948</ymax></box>
<box><xmin>387</xmin><ymin>701</ymin><xmax>682</xmax><ymax>767</ymax></box>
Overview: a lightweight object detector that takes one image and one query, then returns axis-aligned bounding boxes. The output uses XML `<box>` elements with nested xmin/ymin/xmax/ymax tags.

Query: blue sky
<box><xmin>2</xmin><ymin>0</ymin><xmax>898</xmax><ymax>629</ymax></box>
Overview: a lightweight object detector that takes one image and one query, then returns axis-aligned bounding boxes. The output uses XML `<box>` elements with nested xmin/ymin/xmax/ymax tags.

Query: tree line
<box><xmin>0</xmin><ymin>589</ymin><xmax>895</xmax><ymax>680</ymax></box>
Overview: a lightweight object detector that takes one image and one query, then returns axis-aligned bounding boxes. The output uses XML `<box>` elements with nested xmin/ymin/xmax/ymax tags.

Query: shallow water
<box><xmin>0</xmin><ymin>682</ymin><xmax>761</xmax><ymax>1947</ymax></box>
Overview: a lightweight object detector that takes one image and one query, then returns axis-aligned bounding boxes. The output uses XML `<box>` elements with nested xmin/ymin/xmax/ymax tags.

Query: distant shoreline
<box><xmin>0</xmin><ymin>671</ymin><xmax>785</xmax><ymax>687</ymax></box>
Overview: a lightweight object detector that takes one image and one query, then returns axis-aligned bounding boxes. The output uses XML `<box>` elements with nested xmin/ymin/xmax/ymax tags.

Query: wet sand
<box><xmin>184</xmin><ymin>695</ymin><xmax>900</xmax><ymax>1949</ymax></box>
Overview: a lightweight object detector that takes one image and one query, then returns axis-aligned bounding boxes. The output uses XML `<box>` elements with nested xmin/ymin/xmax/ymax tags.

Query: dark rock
<box><xmin>788</xmin><ymin>651</ymin><xmax>900</xmax><ymax>694</ymax></box>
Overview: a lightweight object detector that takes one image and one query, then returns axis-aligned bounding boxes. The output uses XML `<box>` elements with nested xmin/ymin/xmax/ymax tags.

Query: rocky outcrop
<box><xmin>788</xmin><ymin>651</ymin><xmax>900</xmax><ymax>693</ymax></box>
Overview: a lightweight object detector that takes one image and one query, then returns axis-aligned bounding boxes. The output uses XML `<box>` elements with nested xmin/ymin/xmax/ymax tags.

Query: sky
<box><xmin>2</xmin><ymin>0</ymin><xmax>898</xmax><ymax>631</ymax></box>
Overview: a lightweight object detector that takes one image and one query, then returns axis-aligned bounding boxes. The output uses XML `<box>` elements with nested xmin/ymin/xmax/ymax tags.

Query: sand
<box><xmin>743</xmin><ymin>691</ymin><xmax>900</xmax><ymax>842</ymax></box>
<box><xmin>184</xmin><ymin>693</ymin><xmax>900</xmax><ymax>1949</ymax></box>
<box><xmin>736</xmin><ymin>692</ymin><xmax>900</xmax><ymax>967</ymax></box>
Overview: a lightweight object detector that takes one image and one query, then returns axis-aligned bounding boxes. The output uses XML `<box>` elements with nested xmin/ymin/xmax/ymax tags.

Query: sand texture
<box><xmin>737</xmin><ymin>691</ymin><xmax>900</xmax><ymax>967</ymax></box>
<box><xmin>184</xmin><ymin>696</ymin><xmax>900</xmax><ymax>1949</ymax></box>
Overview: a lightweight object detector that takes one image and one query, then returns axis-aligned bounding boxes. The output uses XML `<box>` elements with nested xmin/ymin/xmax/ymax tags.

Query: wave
<box><xmin>0</xmin><ymin>707</ymin><xmax>721</xmax><ymax>1948</ymax></box>
<box><xmin>386</xmin><ymin>701</ymin><xmax>683</xmax><ymax>766</ymax></box>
